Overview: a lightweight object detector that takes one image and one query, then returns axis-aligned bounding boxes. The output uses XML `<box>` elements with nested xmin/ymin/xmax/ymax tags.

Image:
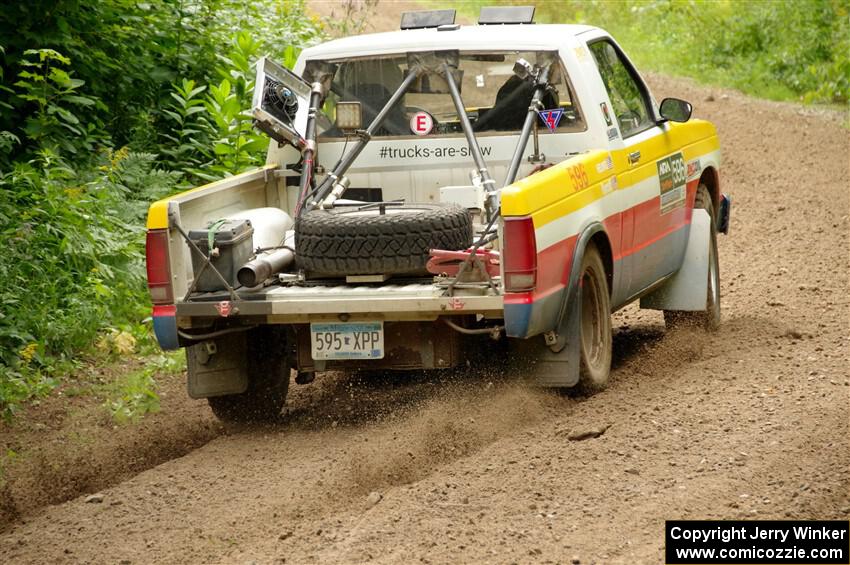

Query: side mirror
<box><xmin>659</xmin><ymin>97</ymin><xmax>693</xmax><ymax>123</ymax></box>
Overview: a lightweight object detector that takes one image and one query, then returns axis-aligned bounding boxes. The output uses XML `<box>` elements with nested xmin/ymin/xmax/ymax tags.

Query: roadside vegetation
<box><xmin>450</xmin><ymin>0</ymin><xmax>849</xmax><ymax>105</ymax></box>
<box><xmin>0</xmin><ymin>0</ymin><xmax>331</xmax><ymax>420</ymax></box>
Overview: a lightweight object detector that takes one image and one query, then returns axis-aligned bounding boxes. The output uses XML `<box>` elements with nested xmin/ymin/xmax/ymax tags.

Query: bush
<box><xmin>452</xmin><ymin>0</ymin><xmax>849</xmax><ymax>104</ymax></box>
<box><xmin>0</xmin><ymin>149</ymin><xmax>180</xmax><ymax>418</ymax></box>
<box><xmin>0</xmin><ymin>0</ymin><xmax>326</xmax><ymax>417</ymax></box>
<box><xmin>543</xmin><ymin>0</ymin><xmax>849</xmax><ymax>104</ymax></box>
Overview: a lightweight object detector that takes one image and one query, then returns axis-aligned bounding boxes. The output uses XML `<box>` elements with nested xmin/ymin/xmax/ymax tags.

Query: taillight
<box><xmin>146</xmin><ymin>229</ymin><xmax>173</xmax><ymax>304</ymax></box>
<box><xmin>502</xmin><ymin>216</ymin><xmax>537</xmax><ymax>292</ymax></box>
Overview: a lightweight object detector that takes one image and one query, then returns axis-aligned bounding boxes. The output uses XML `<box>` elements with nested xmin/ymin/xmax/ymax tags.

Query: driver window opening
<box><xmin>587</xmin><ymin>39</ymin><xmax>653</xmax><ymax>138</ymax></box>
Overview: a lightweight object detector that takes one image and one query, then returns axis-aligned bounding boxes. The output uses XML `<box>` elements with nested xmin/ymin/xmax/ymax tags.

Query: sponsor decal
<box><xmin>686</xmin><ymin>159</ymin><xmax>701</xmax><ymax>179</ymax></box>
<box><xmin>537</xmin><ymin>108</ymin><xmax>564</xmax><ymax>132</ymax></box>
<box><xmin>448</xmin><ymin>297</ymin><xmax>466</xmax><ymax>310</ymax></box>
<box><xmin>600</xmin><ymin>102</ymin><xmax>613</xmax><ymax>126</ymax></box>
<box><xmin>574</xmin><ymin>46</ymin><xmax>589</xmax><ymax>61</ymax></box>
<box><xmin>657</xmin><ymin>152</ymin><xmax>687</xmax><ymax>214</ymax></box>
<box><xmin>602</xmin><ymin>176</ymin><xmax>618</xmax><ymax>195</ymax></box>
<box><xmin>607</xmin><ymin>126</ymin><xmax>619</xmax><ymax>140</ymax></box>
<box><xmin>596</xmin><ymin>154</ymin><xmax>614</xmax><ymax>173</ymax></box>
<box><xmin>378</xmin><ymin>144</ymin><xmax>492</xmax><ymax>160</ymax></box>
<box><xmin>410</xmin><ymin>111</ymin><xmax>434</xmax><ymax>136</ymax></box>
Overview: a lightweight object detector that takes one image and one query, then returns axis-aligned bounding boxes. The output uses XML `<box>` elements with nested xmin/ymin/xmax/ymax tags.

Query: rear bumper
<box><xmin>175</xmin><ymin>283</ymin><xmax>504</xmax><ymax>324</ymax></box>
<box><xmin>152</xmin><ymin>305</ymin><xmax>180</xmax><ymax>350</ymax></box>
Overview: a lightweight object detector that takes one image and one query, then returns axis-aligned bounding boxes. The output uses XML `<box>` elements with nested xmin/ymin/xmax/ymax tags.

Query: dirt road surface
<box><xmin>2</xmin><ymin>40</ymin><xmax>848</xmax><ymax>565</ymax></box>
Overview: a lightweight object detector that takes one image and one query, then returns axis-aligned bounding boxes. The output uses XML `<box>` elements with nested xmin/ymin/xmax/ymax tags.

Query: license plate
<box><xmin>310</xmin><ymin>322</ymin><xmax>384</xmax><ymax>360</ymax></box>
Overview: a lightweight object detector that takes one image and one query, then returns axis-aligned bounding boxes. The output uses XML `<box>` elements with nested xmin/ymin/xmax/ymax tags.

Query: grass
<box><xmin>101</xmin><ymin>352</ymin><xmax>186</xmax><ymax>424</ymax></box>
<box><xmin>433</xmin><ymin>0</ymin><xmax>849</xmax><ymax>106</ymax></box>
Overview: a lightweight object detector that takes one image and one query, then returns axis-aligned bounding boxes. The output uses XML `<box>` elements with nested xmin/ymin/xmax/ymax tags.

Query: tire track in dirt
<box><xmin>0</xmin><ymin>370</ymin><xmax>223</xmax><ymax>527</ymax></box>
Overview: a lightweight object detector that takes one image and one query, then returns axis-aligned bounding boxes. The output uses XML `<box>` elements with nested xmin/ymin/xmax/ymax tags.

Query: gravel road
<box><xmin>1</xmin><ymin>67</ymin><xmax>848</xmax><ymax>565</ymax></box>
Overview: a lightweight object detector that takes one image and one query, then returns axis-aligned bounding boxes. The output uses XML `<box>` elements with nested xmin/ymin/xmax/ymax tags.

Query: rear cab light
<box><xmin>502</xmin><ymin>216</ymin><xmax>537</xmax><ymax>293</ymax></box>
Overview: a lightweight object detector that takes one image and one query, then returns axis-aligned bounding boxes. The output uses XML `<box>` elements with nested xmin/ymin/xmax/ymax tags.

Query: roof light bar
<box><xmin>400</xmin><ymin>9</ymin><xmax>456</xmax><ymax>30</ymax></box>
<box><xmin>478</xmin><ymin>6</ymin><xmax>535</xmax><ymax>25</ymax></box>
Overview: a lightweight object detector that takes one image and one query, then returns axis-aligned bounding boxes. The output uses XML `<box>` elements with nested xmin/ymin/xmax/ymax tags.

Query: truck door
<box><xmin>587</xmin><ymin>39</ymin><xmax>689</xmax><ymax>300</ymax></box>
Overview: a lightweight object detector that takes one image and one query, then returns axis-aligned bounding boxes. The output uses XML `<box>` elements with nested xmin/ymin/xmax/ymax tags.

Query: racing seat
<box><xmin>476</xmin><ymin>76</ymin><xmax>559</xmax><ymax>132</ymax></box>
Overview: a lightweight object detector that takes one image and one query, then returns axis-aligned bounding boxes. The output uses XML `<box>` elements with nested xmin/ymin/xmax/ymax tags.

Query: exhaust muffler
<box><xmin>237</xmin><ymin>248</ymin><xmax>295</xmax><ymax>288</ymax></box>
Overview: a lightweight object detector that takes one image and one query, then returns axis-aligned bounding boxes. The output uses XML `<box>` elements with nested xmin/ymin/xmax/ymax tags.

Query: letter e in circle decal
<box><xmin>410</xmin><ymin>111</ymin><xmax>433</xmax><ymax>136</ymax></box>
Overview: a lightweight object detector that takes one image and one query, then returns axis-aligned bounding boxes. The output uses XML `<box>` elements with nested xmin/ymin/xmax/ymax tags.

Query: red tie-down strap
<box><xmin>426</xmin><ymin>248</ymin><xmax>501</xmax><ymax>277</ymax></box>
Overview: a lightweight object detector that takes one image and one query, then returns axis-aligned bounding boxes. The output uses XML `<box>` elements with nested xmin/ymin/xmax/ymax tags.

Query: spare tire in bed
<box><xmin>295</xmin><ymin>202</ymin><xmax>472</xmax><ymax>276</ymax></box>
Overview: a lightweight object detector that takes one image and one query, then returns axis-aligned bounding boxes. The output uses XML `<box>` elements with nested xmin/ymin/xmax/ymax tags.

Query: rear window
<box><xmin>306</xmin><ymin>51</ymin><xmax>584</xmax><ymax>139</ymax></box>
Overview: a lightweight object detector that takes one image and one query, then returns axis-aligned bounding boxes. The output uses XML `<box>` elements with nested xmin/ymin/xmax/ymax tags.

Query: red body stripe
<box><xmin>504</xmin><ymin>179</ymin><xmax>698</xmax><ymax>305</ymax></box>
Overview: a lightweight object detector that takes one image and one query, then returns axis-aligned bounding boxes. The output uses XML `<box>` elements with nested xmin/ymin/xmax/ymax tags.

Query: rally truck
<box><xmin>145</xmin><ymin>7</ymin><xmax>730</xmax><ymax>422</ymax></box>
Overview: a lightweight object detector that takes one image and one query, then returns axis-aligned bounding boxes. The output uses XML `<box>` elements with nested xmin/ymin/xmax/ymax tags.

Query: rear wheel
<box><xmin>664</xmin><ymin>184</ymin><xmax>721</xmax><ymax>331</ymax></box>
<box><xmin>575</xmin><ymin>245</ymin><xmax>613</xmax><ymax>393</ymax></box>
<box><xmin>208</xmin><ymin>327</ymin><xmax>290</xmax><ymax>422</ymax></box>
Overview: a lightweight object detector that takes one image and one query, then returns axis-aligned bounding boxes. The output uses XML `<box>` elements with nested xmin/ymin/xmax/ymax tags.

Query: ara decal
<box><xmin>537</xmin><ymin>108</ymin><xmax>564</xmax><ymax>132</ymax></box>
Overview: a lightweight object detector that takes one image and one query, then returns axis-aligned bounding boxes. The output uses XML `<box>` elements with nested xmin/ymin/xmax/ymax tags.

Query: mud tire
<box><xmin>207</xmin><ymin>327</ymin><xmax>290</xmax><ymax>423</ymax></box>
<box><xmin>664</xmin><ymin>184</ymin><xmax>721</xmax><ymax>331</ymax></box>
<box><xmin>575</xmin><ymin>245</ymin><xmax>613</xmax><ymax>394</ymax></box>
<box><xmin>295</xmin><ymin>203</ymin><xmax>472</xmax><ymax>276</ymax></box>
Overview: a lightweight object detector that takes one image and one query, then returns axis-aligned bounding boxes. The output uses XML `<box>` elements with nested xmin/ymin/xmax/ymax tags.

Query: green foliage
<box><xmin>13</xmin><ymin>49</ymin><xmax>101</xmax><ymax>156</ymax></box>
<box><xmin>188</xmin><ymin>32</ymin><xmax>270</xmax><ymax>182</ymax></box>
<box><xmin>159</xmin><ymin>79</ymin><xmax>208</xmax><ymax>173</ymax></box>
<box><xmin>449</xmin><ymin>0</ymin><xmax>849</xmax><ymax>105</ymax></box>
<box><xmin>104</xmin><ymin>353</ymin><xmax>184</xmax><ymax>424</ymax></box>
<box><xmin>0</xmin><ymin>149</ymin><xmax>182</xmax><ymax>418</ymax></box>
<box><xmin>0</xmin><ymin>0</ymin><xmax>325</xmax><ymax>417</ymax></box>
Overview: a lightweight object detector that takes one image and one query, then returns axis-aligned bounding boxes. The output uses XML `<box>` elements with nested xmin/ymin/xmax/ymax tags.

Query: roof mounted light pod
<box><xmin>478</xmin><ymin>6</ymin><xmax>535</xmax><ymax>25</ymax></box>
<box><xmin>400</xmin><ymin>9</ymin><xmax>456</xmax><ymax>30</ymax></box>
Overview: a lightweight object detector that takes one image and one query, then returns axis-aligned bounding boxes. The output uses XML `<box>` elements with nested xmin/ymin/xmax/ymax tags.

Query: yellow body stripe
<box><xmin>501</xmin><ymin>120</ymin><xmax>720</xmax><ymax>227</ymax></box>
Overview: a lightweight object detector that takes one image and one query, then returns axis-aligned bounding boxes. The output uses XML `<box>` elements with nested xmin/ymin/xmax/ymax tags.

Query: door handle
<box><xmin>628</xmin><ymin>150</ymin><xmax>641</xmax><ymax>164</ymax></box>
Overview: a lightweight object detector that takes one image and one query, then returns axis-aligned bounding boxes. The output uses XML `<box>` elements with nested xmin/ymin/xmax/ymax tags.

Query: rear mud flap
<box><xmin>186</xmin><ymin>332</ymin><xmax>249</xmax><ymax>398</ymax></box>
<box><xmin>515</xmin><ymin>285</ymin><xmax>581</xmax><ymax>388</ymax></box>
<box><xmin>640</xmin><ymin>209</ymin><xmax>710</xmax><ymax>311</ymax></box>
<box><xmin>518</xmin><ymin>222</ymin><xmax>604</xmax><ymax>388</ymax></box>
